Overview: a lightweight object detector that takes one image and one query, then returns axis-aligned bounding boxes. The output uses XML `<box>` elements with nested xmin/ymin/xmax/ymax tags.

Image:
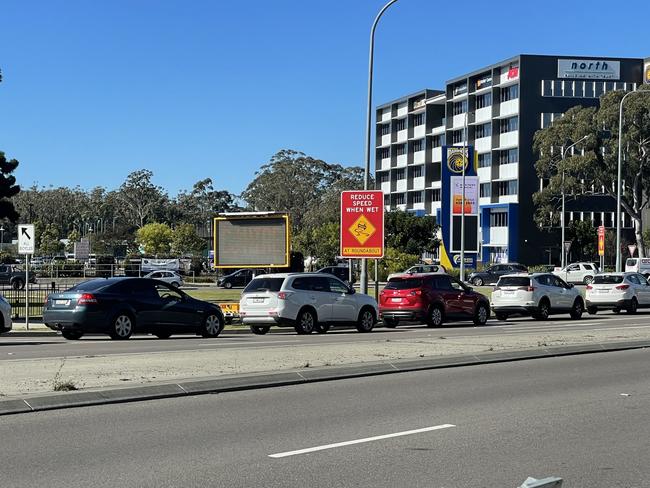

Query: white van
<box><xmin>625</xmin><ymin>258</ymin><xmax>650</xmax><ymax>276</ymax></box>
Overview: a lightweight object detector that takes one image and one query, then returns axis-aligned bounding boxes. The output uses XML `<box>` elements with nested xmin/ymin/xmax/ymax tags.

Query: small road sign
<box><xmin>598</xmin><ymin>226</ymin><xmax>605</xmax><ymax>257</ymax></box>
<box><xmin>563</xmin><ymin>241</ymin><xmax>572</xmax><ymax>252</ymax></box>
<box><xmin>18</xmin><ymin>224</ymin><xmax>35</xmax><ymax>255</ymax></box>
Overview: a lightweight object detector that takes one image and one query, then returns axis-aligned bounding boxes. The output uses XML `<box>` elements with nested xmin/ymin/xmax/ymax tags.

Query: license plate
<box><xmin>598</xmin><ymin>289</ymin><xmax>609</xmax><ymax>294</ymax></box>
<box><xmin>251</xmin><ymin>298</ymin><xmax>264</xmax><ymax>304</ymax></box>
<box><xmin>502</xmin><ymin>290</ymin><xmax>515</xmax><ymax>295</ymax></box>
<box><xmin>391</xmin><ymin>297</ymin><xmax>402</xmax><ymax>303</ymax></box>
<box><xmin>55</xmin><ymin>299</ymin><xmax>70</xmax><ymax>306</ymax></box>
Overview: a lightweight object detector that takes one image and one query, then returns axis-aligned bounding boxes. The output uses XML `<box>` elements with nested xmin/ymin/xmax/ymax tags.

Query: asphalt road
<box><xmin>2</xmin><ymin>309</ymin><xmax>650</xmax><ymax>360</ymax></box>
<box><xmin>1</xmin><ymin>348</ymin><xmax>648</xmax><ymax>487</ymax></box>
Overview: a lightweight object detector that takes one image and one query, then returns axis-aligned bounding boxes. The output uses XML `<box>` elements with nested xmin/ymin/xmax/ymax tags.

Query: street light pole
<box><xmin>616</xmin><ymin>89</ymin><xmax>650</xmax><ymax>272</ymax></box>
<box><xmin>460</xmin><ymin>110</ymin><xmax>468</xmax><ymax>282</ymax></box>
<box><xmin>0</xmin><ymin>225</ymin><xmax>4</xmax><ymax>253</ymax></box>
<box><xmin>361</xmin><ymin>0</ymin><xmax>398</xmax><ymax>294</ymax></box>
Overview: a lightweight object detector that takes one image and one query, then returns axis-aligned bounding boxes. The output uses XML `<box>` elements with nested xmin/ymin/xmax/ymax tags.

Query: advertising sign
<box><xmin>340</xmin><ymin>190</ymin><xmax>384</xmax><ymax>258</ymax></box>
<box><xmin>557</xmin><ymin>59</ymin><xmax>620</xmax><ymax>80</ymax></box>
<box><xmin>597</xmin><ymin>226</ymin><xmax>605</xmax><ymax>257</ymax></box>
<box><xmin>645</xmin><ymin>58</ymin><xmax>650</xmax><ymax>84</ymax></box>
<box><xmin>450</xmin><ymin>176</ymin><xmax>479</xmax><ymax>215</ymax></box>
<box><xmin>18</xmin><ymin>224</ymin><xmax>35</xmax><ymax>255</ymax></box>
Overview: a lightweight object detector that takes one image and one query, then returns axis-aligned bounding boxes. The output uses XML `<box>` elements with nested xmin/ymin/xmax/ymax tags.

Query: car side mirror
<box><xmin>567</xmin><ymin>283</ymin><xmax>574</xmax><ymax>289</ymax></box>
<box><xmin>347</xmin><ymin>287</ymin><xmax>356</xmax><ymax>295</ymax></box>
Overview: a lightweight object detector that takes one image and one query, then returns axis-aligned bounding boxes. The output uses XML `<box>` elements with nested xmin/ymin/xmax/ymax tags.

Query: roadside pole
<box><xmin>374</xmin><ymin>259</ymin><xmax>379</xmax><ymax>301</ymax></box>
<box><xmin>25</xmin><ymin>254</ymin><xmax>29</xmax><ymax>330</ymax></box>
<box><xmin>18</xmin><ymin>224</ymin><xmax>35</xmax><ymax>331</ymax></box>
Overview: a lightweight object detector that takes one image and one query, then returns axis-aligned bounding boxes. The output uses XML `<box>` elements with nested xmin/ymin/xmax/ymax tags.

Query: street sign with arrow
<box><xmin>18</xmin><ymin>224</ymin><xmax>35</xmax><ymax>255</ymax></box>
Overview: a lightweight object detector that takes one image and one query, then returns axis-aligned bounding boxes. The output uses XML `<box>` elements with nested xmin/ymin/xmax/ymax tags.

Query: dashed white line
<box><xmin>268</xmin><ymin>424</ymin><xmax>456</xmax><ymax>458</ymax></box>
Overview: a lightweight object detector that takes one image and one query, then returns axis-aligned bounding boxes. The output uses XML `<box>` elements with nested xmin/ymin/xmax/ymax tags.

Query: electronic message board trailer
<box><xmin>212</xmin><ymin>212</ymin><xmax>290</xmax><ymax>269</ymax></box>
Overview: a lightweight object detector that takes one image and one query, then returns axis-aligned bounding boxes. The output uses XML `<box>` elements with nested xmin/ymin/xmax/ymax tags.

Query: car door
<box><xmin>449</xmin><ymin>277</ymin><xmax>475</xmax><ymax>317</ymax></box>
<box><xmin>308</xmin><ymin>276</ymin><xmax>333</xmax><ymax>322</ymax></box>
<box><xmin>153</xmin><ymin>282</ymin><xmax>200</xmax><ymax>328</ymax></box>
<box><xmin>551</xmin><ymin>276</ymin><xmax>573</xmax><ymax>309</ymax></box>
<box><xmin>486</xmin><ymin>265</ymin><xmax>502</xmax><ymax>284</ymax></box>
<box><xmin>123</xmin><ymin>280</ymin><xmax>163</xmax><ymax>327</ymax></box>
<box><xmin>327</xmin><ymin>277</ymin><xmax>357</xmax><ymax>322</ymax></box>
<box><xmin>637</xmin><ymin>274</ymin><xmax>650</xmax><ymax>305</ymax></box>
<box><xmin>432</xmin><ymin>276</ymin><xmax>462</xmax><ymax>316</ymax></box>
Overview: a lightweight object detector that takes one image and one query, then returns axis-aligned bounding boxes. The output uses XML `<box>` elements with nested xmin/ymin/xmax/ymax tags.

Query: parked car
<box><xmin>379</xmin><ymin>273</ymin><xmax>490</xmax><ymax>328</ymax></box>
<box><xmin>552</xmin><ymin>262</ymin><xmax>598</xmax><ymax>284</ymax></box>
<box><xmin>387</xmin><ymin>264</ymin><xmax>447</xmax><ymax>281</ymax></box>
<box><xmin>239</xmin><ymin>273</ymin><xmax>378</xmax><ymax>335</ymax></box>
<box><xmin>585</xmin><ymin>272</ymin><xmax>650</xmax><ymax>314</ymax></box>
<box><xmin>218</xmin><ymin>268</ymin><xmax>266</xmax><ymax>289</ymax></box>
<box><xmin>43</xmin><ymin>278</ymin><xmax>225</xmax><ymax>340</ymax></box>
<box><xmin>0</xmin><ymin>294</ymin><xmax>12</xmax><ymax>334</ymax></box>
<box><xmin>0</xmin><ymin>264</ymin><xmax>36</xmax><ymax>290</ymax></box>
<box><xmin>625</xmin><ymin>257</ymin><xmax>650</xmax><ymax>277</ymax></box>
<box><xmin>491</xmin><ymin>273</ymin><xmax>584</xmax><ymax>321</ymax></box>
<box><xmin>467</xmin><ymin>263</ymin><xmax>528</xmax><ymax>286</ymax></box>
<box><xmin>143</xmin><ymin>270</ymin><xmax>184</xmax><ymax>288</ymax></box>
<box><xmin>316</xmin><ymin>266</ymin><xmax>354</xmax><ymax>284</ymax></box>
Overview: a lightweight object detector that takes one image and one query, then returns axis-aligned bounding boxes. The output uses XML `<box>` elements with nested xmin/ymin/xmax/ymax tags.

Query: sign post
<box><xmin>18</xmin><ymin>224</ymin><xmax>35</xmax><ymax>330</ymax></box>
<box><xmin>563</xmin><ymin>240</ymin><xmax>572</xmax><ymax>268</ymax></box>
<box><xmin>341</xmin><ymin>191</ymin><xmax>384</xmax><ymax>297</ymax></box>
<box><xmin>597</xmin><ymin>225</ymin><xmax>605</xmax><ymax>271</ymax></box>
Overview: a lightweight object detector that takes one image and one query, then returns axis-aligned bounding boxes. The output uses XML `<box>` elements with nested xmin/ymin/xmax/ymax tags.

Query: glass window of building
<box><xmin>395</xmin><ymin>168</ymin><xmax>405</xmax><ymax>179</ymax></box>
<box><xmin>542</xmin><ymin>80</ymin><xmax>553</xmax><ymax>97</ymax></box>
<box><xmin>452</xmin><ymin>100</ymin><xmax>468</xmax><ymax>115</ymax></box>
<box><xmin>396</xmin><ymin>144</ymin><xmax>407</xmax><ymax>156</ymax></box>
<box><xmin>500</xmin><ymin>84</ymin><xmax>519</xmax><ymax>102</ymax></box>
<box><xmin>585</xmin><ymin>82</ymin><xmax>595</xmax><ymax>98</ymax></box>
<box><xmin>395</xmin><ymin>118</ymin><xmax>406</xmax><ymax>131</ymax></box>
<box><xmin>412</xmin><ymin>166</ymin><xmax>423</xmax><ymax>178</ymax></box>
<box><xmin>412</xmin><ymin>139</ymin><xmax>423</xmax><ymax>152</ymax></box>
<box><xmin>478</xmin><ymin>153</ymin><xmax>492</xmax><ymax>168</ymax></box>
<box><xmin>432</xmin><ymin>189</ymin><xmax>441</xmax><ymax>201</ymax></box>
<box><xmin>380</xmin><ymin>148</ymin><xmax>390</xmax><ymax>159</ymax></box>
<box><xmin>381</xmin><ymin>124</ymin><xmax>390</xmax><ymax>135</ymax></box>
<box><xmin>412</xmin><ymin>192</ymin><xmax>423</xmax><ymax>204</ymax></box>
<box><xmin>574</xmin><ymin>81</ymin><xmax>584</xmax><ymax>98</ymax></box>
<box><xmin>499</xmin><ymin>149</ymin><xmax>519</xmax><ymax>165</ymax></box>
<box><xmin>476</xmin><ymin>92</ymin><xmax>492</xmax><ymax>109</ymax></box>
<box><xmin>594</xmin><ymin>82</ymin><xmax>605</xmax><ymax>98</ymax></box>
<box><xmin>431</xmin><ymin>135</ymin><xmax>443</xmax><ymax>147</ymax></box>
<box><xmin>453</xmin><ymin>82</ymin><xmax>468</xmax><ymax>96</ymax></box>
<box><xmin>476</xmin><ymin>123</ymin><xmax>492</xmax><ymax>138</ymax></box>
<box><xmin>490</xmin><ymin>212</ymin><xmax>508</xmax><ymax>227</ymax></box>
<box><xmin>379</xmin><ymin>172</ymin><xmax>389</xmax><ymax>183</ymax></box>
<box><xmin>412</xmin><ymin>113</ymin><xmax>424</xmax><ymax>126</ymax></box>
<box><xmin>500</xmin><ymin>116</ymin><xmax>519</xmax><ymax>134</ymax></box>
<box><xmin>480</xmin><ymin>183</ymin><xmax>491</xmax><ymax>198</ymax></box>
<box><xmin>395</xmin><ymin>194</ymin><xmax>405</xmax><ymax>205</ymax></box>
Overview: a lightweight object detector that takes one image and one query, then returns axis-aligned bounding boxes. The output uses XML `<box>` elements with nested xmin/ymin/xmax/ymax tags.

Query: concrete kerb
<box><xmin>1</xmin><ymin>340</ymin><xmax>648</xmax><ymax>417</ymax></box>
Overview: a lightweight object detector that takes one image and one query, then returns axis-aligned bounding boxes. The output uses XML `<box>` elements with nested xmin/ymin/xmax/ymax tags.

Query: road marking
<box><xmin>268</xmin><ymin>424</ymin><xmax>456</xmax><ymax>458</ymax></box>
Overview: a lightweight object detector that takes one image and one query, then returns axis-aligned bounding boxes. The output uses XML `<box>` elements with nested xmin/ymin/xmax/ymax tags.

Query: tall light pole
<box><xmin>616</xmin><ymin>89</ymin><xmax>650</xmax><ymax>271</ymax></box>
<box><xmin>0</xmin><ymin>225</ymin><xmax>4</xmax><ymax>253</ymax></box>
<box><xmin>361</xmin><ymin>0</ymin><xmax>399</xmax><ymax>294</ymax></box>
<box><xmin>560</xmin><ymin>135</ymin><xmax>589</xmax><ymax>268</ymax></box>
<box><xmin>460</xmin><ymin>110</ymin><xmax>468</xmax><ymax>282</ymax></box>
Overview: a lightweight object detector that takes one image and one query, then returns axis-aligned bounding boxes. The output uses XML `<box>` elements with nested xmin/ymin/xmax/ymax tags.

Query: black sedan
<box><xmin>43</xmin><ymin>278</ymin><xmax>225</xmax><ymax>340</ymax></box>
<box><xmin>467</xmin><ymin>263</ymin><xmax>528</xmax><ymax>286</ymax></box>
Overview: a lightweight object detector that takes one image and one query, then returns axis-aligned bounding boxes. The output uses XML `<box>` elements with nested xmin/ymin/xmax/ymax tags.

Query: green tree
<box><xmin>533</xmin><ymin>85</ymin><xmax>650</xmax><ymax>255</ymax></box>
<box><xmin>66</xmin><ymin>229</ymin><xmax>81</xmax><ymax>253</ymax></box>
<box><xmin>385</xmin><ymin>210</ymin><xmax>439</xmax><ymax>255</ymax></box>
<box><xmin>379</xmin><ymin>247</ymin><xmax>419</xmax><ymax>278</ymax></box>
<box><xmin>39</xmin><ymin>223</ymin><xmax>63</xmax><ymax>256</ymax></box>
<box><xmin>117</xmin><ymin>170</ymin><xmax>167</xmax><ymax>228</ymax></box>
<box><xmin>135</xmin><ymin>223</ymin><xmax>173</xmax><ymax>256</ymax></box>
<box><xmin>0</xmin><ymin>152</ymin><xmax>21</xmax><ymax>222</ymax></box>
<box><xmin>568</xmin><ymin>220</ymin><xmax>596</xmax><ymax>262</ymax></box>
<box><xmin>171</xmin><ymin>223</ymin><xmax>206</xmax><ymax>256</ymax></box>
<box><xmin>294</xmin><ymin>222</ymin><xmax>340</xmax><ymax>268</ymax></box>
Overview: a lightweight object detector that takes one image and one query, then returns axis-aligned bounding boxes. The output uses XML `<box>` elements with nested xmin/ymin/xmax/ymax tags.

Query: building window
<box><xmin>500</xmin><ymin>116</ymin><xmax>519</xmax><ymax>134</ymax></box>
<box><xmin>395</xmin><ymin>194</ymin><xmax>405</xmax><ymax>205</ymax></box>
<box><xmin>452</xmin><ymin>100</ymin><xmax>467</xmax><ymax>115</ymax></box>
<box><xmin>395</xmin><ymin>118</ymin><xmax>406</xmax><ymax>131</ymax></box>
<box><xmin>594</xmin><ymin>82</ymin><xmax>605</xmax><ymax>98</ymax></box>
<box><xmin>476</xmin><ymin>123</ymin><xmax>492</xmax><ymax>139</ymax></box>
<box><xmin>500</xmin><ymin>84</ymin><xmax>519</xmax><ymax>102</ymax></box>
<box><xmin>396</xmin><ymin>144</ymin><xmax>406</xmax><ymax>156</ymax></box>
<box><xmin>490</xmin><ymin>212</ymin><xmax>508</xmax><ymax>227</ymax></box>
<box><xmin>412</xmin><ymin>113</ymin><xmax>424</xmax><ymax>126</ymax></box>
<box><xmin>476</xmin><ymin>92</ymin><xmax>492</xmax><ymax>109</ymax></box>
<box><xmin>453</xmin><ymin>82</ymin><xmax>468</xmax><ymax>96</ymax></box>
<box><xmin>412</xmin><ymin>139</ymin><xmax>423</xmax><ymax>152</ymax></box>
<box><xmin>412</xmin><ymin>165</ymin><xmax>423</xmax><ymax>178</ymax></box>
<box><xmin>451</xmin><ymin>129</ymin><xmax>466</xmax><ymax>145</ymax></box>
<box><xmin>497</xmin><ymin>180</ymin><xmax>518</xmax><ymax>196</ymax></box>
<box><xmin>475</xmin><ymin>74</ymin><xmax>492</xmax><ymax>90</ymax></box>
<box><xmin>540</xmin><ymin>113</ymin><xmax>564</xmax><ymax>129</ymax></box>
<box><xmin>542</xmin><ymin>80</ymin><xmax>553</xmax><ymax>97</ymax></box>
<box><xmin>498</xmin><ymin>149</ymin><xmax>519</xmax><ymax>165</ymax></box>
<box><xmin>378</xmin><ymin>172</ymin><xmax>389</xmax><ymax>183</ymax></box>
<box><xmin>432</xmin><ymin>189</ymin><xmax>441</xmax><ymax>201</ymax></box>
<box><xmin>412</xmin><ymin>192</ymin><xmax>423</xmax><ymax>204</ymax></box>
<box><xmin>431</xmin><ymin>135</ymin><xmax>444</xmax><ymax>147</ymax></box>
<box><xmin>480</xmin><ymin>183</ymin><xmax>491</xmax><ymax>198</ymax></box>
<box><xmin>380</xmin><ymin>148</ymin><xmax>390</xmax><ymax>159</ymax></box>
<box><xmin>395</xmin><ymin>168</ymin><xmax>405</xmax><ymax>179</ymax></box>
<box><xmin>478</xmin><ymin>153</ymin><xmax>492</xmax><ymax>168</ymax></box>
<box><xmin>380</xmin><ymin>124</ymin><xmax>390</xmax><ymax>135</ymax></box>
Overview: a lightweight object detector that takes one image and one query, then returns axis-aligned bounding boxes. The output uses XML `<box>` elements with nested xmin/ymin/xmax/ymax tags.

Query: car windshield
<box><xmin>243</xmin><ymin>277</ymin><xmax>284</xmax><ymax>293</ymax></box>
<box><xmin>626</xmin><ymin>259</ymin><xmax>637</xmax><ymax>266</ymax></box>
<box><xmin>593</xmin><ymin>275</ymin><xmax>624</xmax><ymax>284</ymax></box>
<box><xmin>498</xmin><ymin>277</ymin><xmax>530</xmax><ymax>287</ymax></box>
<box><xmin>68</xmin><ymin>280</ymin><xmax>114</xmax><ymax>292</ymax></box>
<box><xmin>385</xmin><ymin>278</ymin><xmax>422</xmax><ymax>290</ymax></box>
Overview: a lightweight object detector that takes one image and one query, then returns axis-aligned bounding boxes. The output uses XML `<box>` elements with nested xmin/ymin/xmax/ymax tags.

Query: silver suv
<box><xmin>239</xmin><ymin>273</ymin><xmax>378</xmax><ymax>335</ymax></box>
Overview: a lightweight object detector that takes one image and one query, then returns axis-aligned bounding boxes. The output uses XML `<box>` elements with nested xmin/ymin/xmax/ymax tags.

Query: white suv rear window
<box><xmin>243</xmin><ymin>278</ymin><xmax>284</xmax><ymax>293</ymax></box>
<box><xmin>497</xmin><ymin>277</ymin><xmax>530</xmax><ymax>287</ymax></box>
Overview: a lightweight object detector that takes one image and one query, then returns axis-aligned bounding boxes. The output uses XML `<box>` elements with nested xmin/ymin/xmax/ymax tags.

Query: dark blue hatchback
<box><xmin>43</xmin><ymin>278</ymin><xmax>224</xmax><ymax>340</ymax></box>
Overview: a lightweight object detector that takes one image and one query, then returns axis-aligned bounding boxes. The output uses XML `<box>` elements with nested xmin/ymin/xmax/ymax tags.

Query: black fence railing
<box><xmin>2</xmin><ymin>284</ymin><xmax>65</xmax><ymax>319</ymax></box>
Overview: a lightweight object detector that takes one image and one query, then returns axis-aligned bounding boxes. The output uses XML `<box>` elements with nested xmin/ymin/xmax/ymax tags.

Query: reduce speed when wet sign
<box><xmin>340</xmin><ymin>191</ymin><xmax>384</xmax><ymax>258</ymax></box>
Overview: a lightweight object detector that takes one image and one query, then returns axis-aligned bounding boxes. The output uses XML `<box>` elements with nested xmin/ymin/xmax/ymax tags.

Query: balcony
<box><xmin>396</xmin><ymin>179</ymin><xmax>407</xmax><ymax>192</ymax></box>
<box><xmin>499</xmin><ymin>131</ymin><xmax>518</xmax><ymax>148</ymax></box>
<box><xmin>381</xmin><ymin>181</ymin><xmax>391</xmax><ymax>194</ymax></box>
<box><xmin>498</xmin><ymin>194</ymin><xmax>518</xmax><ymax>204</ymax></box>
<box><xmin>500</xmin><ymin>99</ymin><xmax>519</xmax><ymax>117</ymax></box>
<box><xmin>477</xmin><ymin>167</ymin><xmax>491</xmax><ymax>181</ymax></box>
<box><xmin>378</xmin><ymin>157</ymin><xmax>391</xmax><ymax>170</ymax></box>
<box><xmin>475</xmin><ymin>137</ymin><xmax>491</xmax><ymax>153</ymax></box>
<box><xmin>498</xmin><ymin>163</ymin><xmax>518</xmax><ymax>179</ymax></box>
<box><xmin>431</xmin><ymin>147</ymin><xmax>442</xmax><ymax>162</ymax></box>
<box><xmin>475</xmin><ymin>106</ymin><xmax>492</xmax><ymax>123</ymax></box>
<box><xmin>396</xmin><ymin>154</ymin><xmax>407</xmax><ymax>166</ymax></box>
<box><xmin>413</xmin><ymin>150</ymin><xmax>425</xmax><ymax>164</ymax></box>
<box><xmin>380</xmin><ymin>135</ymin><xmax>391</xmax><ymax>146</ymax></box>
<box><xmin>488</xmin><ymin>227</ymin><xmax>508</xmax><ymax>246</ymax></box>
<box><xmin>413</xmin><ymin>125</ymin><xmax>425</xmax><ymax>139</ymax></box>
<box><xmin>380</xmin><ymin>109</ymin><xmax>391</xmax><ymax>122</ymax></box>
<box><xmin>397</xmin><ymin>129</ymin><xmax>408</xmax><ymax>142</ymax></box>
<box><xmin>452</xmin><ymin>113</ymin><xmax>467</xmax><ymax>129</ymax></box>
<box><xmin>413</xmin><ymin>176</ymin><xmax>425</xmax><ymax>190</ymax></box>
<box><xmin>396</xmin><ymin>103</ymin><xmax>408</xmax><ymax>117</ymax></box>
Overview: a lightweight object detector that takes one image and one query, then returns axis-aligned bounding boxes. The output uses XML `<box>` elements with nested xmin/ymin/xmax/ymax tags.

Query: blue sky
<box><xmin>0</xmin><ymin>0</ymin><xmax>647</xmax><ymax>197</ymax></box>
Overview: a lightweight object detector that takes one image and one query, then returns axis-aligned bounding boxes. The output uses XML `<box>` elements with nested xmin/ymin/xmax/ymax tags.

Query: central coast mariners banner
<box><xmin>440</xmin><ymin>146</ymin><xmax>479</xmax><ymax>269</ymax></box>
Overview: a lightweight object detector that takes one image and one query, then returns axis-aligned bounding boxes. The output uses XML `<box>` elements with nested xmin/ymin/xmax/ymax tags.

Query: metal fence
<box><xmin>1</xmin><ymin>284</ymin><xmax>64</xmax><ymax>319</ymax></box>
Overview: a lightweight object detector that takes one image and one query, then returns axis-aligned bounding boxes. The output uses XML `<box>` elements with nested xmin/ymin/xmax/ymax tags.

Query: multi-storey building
<box><xmin>375</xmin><ymin>54</ymin><xmax>647</xmax><ymax>265</ymax></box>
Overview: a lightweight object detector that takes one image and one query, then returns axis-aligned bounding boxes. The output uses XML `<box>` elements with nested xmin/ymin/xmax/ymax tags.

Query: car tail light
<box><xmin>615</xmin><ymin>284</ymin><xmax>630</xmax><ymax>290</ymax></box>
<box><xmin>527</xmin><ymin>286</ymin><xmax>535</xmax><ymax>292</ymax></box>
<box><xmin>409</xmin><ymin>290</ymin><xmax>422</xmax><ymax>296</ymax></box>
<box><xmin>78</xmin><ymin>293</ymin><xmax>98</xmax><ymax>305</ymax></box>
<box><xmin>586</xmin><ymin>285</ymin><xmax>593</xmax><ymax>290</ymax></box>
<box><xmin>278</xmin><ymin>292</ymin><xmax>292</xmax><ymax>300</ymax></box>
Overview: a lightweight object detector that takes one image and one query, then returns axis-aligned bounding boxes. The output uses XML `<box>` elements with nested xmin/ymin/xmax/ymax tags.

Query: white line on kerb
<box><xmin>268</xmin><ymin>424</ymin><xmax>456</xmax><ymax>458</ymax></box>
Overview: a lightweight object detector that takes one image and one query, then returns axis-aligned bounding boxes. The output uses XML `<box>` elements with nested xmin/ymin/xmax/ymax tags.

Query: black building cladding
<box><xmin>376</xmin><ymin>54</ymin><xmax>645</xmax><ymax>265</ymax></box>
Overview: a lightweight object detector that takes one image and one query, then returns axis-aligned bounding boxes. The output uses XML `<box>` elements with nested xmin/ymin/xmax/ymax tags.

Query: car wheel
<box><xmin>383</xmin><ymin>318</ymin><xmax>398</xmax><ymax>328</ymax></box>
<box><xmin>202</xmin><ymin>313</ymin><xmax>224</xmax><ymax>338</ymax></box>
<box><xmin>171</xmin><ymin>281</ymin><xmax>180</xmax><ymax>288</ymax></box>
<box><xmin>583</xmin><ymin>275</ymin><xmax>594</xmax><ymax>285</ymax></box>
<box><xmin>250</xmin><ymin>325</ymin><xmax>270</xmax><ymax>335</ymax></box>
<box><xmin>154</xmin><ymin>331</ymin><xmax>172</xmax><ymax>339</ymax></box>
<box><xmin>224</xmin><ymin>282</ymin><xmax>233</xmax><ymax>289</ymax></box>
<box><xmin>294</xmin><ymin>308</ymin><xmax>316</xmax><ymax>334</ymax></box>
<box><xmin>473</xmin><ymin>303</ymin><xmax>490</xmax><ymax>326</ymax></box>
<box><xmin>570</xmin><ymin>298</ymin><xmax>584</xmax><ymax>320</ymax></box>
<box><xmin>426</xmin><ymin>306</ymin><xmax>444</xmax><ymax>328</ymax></box>
<box><xmin>61</xmin><ymin>330</ymin><xmax>84</xmax><ymax>340</ymax></box>
<box><xmin>315</xmin><ymin>323</ymin><xmax>331</xmax><ymax>334</ymax></box>
<box><xmin>533</xmin><ymin>299</ymin><xmax>550</xmax><ymax>320</ymax></box>
<box><xmin>356</xmin><ymin>307</ymin><xmax>375</xmax><ymax>333</ymax></box>
<box><xmin>11</xmin><ymin>279</ymin><xmax>24</xmax><ymax>290</ymax></box>
<box><xmin>627</xmin><ymin>297</ymin><xmax>638</xmax><ymax>315</ymax></box>
<box><xmin>110</xmin><ymin>313</ymin><xmax>134</xmax><ymax>340</ymax></box>
<box><xmin>495</xmin><ymin>312</ymin><xmax>508</xmax><ymax>321</ymax></box>
<box><xmin>472</xmin><ymin>277</ymin><xmax>484</xmax><ymax>286</ymax></box>
<box><xmin>587</xmin><ymin>306</ymin><xmax>598</xmax><ymax>315</ymax></box>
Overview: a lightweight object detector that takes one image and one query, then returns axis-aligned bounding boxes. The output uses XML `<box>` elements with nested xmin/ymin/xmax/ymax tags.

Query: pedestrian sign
<box><xmin>18</xmin><ymin>224</ymin><xmax>35</xmax><ymax>255</ymax></box>
<box><xmin>340</xmin><ymin>191</ymin><xmax>384</xmax><ymax>258</ymax></box>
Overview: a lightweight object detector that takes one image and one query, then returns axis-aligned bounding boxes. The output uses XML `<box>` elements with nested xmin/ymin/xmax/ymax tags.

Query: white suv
<box><xmin>552</xmin><ymin>262</ymin><xmax>598</xmax><ymax>284</ymax></box>
<box><xmin>239</xmin><ymin>273</ymin><xmax>379</xmax><ymax>335</ymax></box>
<box><xmin>586</xmin><ymin>272</ymin><xmax>650</xmax><ymax>314</ymax></box>
<box><xmin>491</xmin><ymin>273</ymin><xmax>585</xmax><ymax>321</ymax></box>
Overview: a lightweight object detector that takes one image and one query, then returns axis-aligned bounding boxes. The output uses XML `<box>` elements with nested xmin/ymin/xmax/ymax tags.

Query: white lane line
<box><xmin>268</xmin><ymin>424</ymin><xmax>456</xmax><ymax>458</ymax></box>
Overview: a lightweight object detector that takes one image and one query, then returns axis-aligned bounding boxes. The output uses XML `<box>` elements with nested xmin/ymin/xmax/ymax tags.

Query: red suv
<box><xmin>379</xmin><ymin>274</ymin><xmax>490</xmax><ymax>327</ymax></box>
